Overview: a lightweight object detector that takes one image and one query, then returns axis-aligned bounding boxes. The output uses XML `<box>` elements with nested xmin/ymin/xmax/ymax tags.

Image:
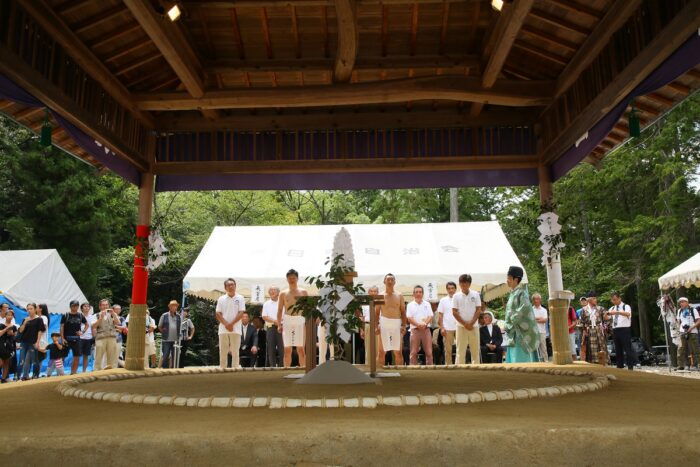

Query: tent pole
<box><xmin>125</xmin><ymin>173</ymin><xmax>154</xmax><ymax>371</ymax></box>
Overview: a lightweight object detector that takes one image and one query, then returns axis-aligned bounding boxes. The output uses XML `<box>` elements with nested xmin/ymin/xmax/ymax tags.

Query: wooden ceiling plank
<box><xmin>333</xmin><ymin>0</ymin><xmax>358</xmax><ymax>82</ymax></box>
<box><xmin>72</xmin><ymin>5</ymin><xmax>128</xmax><ymax>35</ymax></box>
<box><xmin>135</xmin><ymin>75</ymin><xmax>553</xmax><ymax>110</ymax></box>
<box><xmin>18</xmin><ymin>0</ymin><xmax>154</xmax><ymax>128</ymax></box>
<box><xmin>546</xmin><ymin>0</ymin><xmax>603</xmax><ymax>20</ymax></box>
<box><xmin>381</xmin><ymin>5</ymin><xmax>389</xmax><ymax>57</ymax></box>
<box><xmin>541</xmin><ymin>0</ymin><xmax>700</xmax><ymax>164</ymax></box>
<box><xmin>529</xmin><ymin>8</ymin><xmax>589</xmax><ymax>36</ymax></box>
<box><xmin>520</xmin><ymin>25</ymin><xmax>578</xmax><ymax>54</ymax></box>
<box><xmin>321</xmin><ymin>6</ymin><xmax>330</xmax><ymax>58</ymax></box>
<box><xmin>89</xmin><ymin>23</ymin><xmax>141</xmax><ymax>50</ymax></box>
<box><xmin>104</xmin><ymin>38</ymin><xmax>152</xmax><ymax>63</ymax></box>
<box><xmin>512</xmin><ymin>41</ymin><xmax>568</xmax><ymax>66</ymax></box>
<box><xmin>114</xmin><ymin>51</ymin><xmax>162</xmax><ymax>76</ymax></box>
<box><xmin>555</xmin><ymin>0</ymin><xmax>642</xmax><ymax>97</ymax></box>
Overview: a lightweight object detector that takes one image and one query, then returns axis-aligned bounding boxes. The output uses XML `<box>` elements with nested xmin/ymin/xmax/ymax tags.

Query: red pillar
<box><xmin>125</xmin><ymin>173</ymin><xmax>154</xmax><ymax>371</ymax></box>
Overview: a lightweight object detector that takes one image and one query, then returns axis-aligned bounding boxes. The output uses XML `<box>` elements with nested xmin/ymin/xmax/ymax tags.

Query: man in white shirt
<box><xmin>262</xmin><ymin>286</ymin><xmax>283</xmax><ymax>367</ymax></box>
<box><xmin>531</xmin><ymin>293</ymin><xmax>549</xmax><ymax>362</ymax></box>
<box><xmin>676</xmin><ymin>297</ymin><xmax>700</xmax><ymax>371</ymax></box>
<box><xmin>452</xmin><ymin>274</ymin><xmax>482</xmax><ymax>365</ymax></box>
<box><xmin>360</xmin><ymin>286</ymin><xmax>379</xmax><ymax>365</ymax></box>
<box><xmin>79</xmin><ymin>303</ymin><xmax>95</xmax><ymax>373</ymax></box>
<box><xmin>216</xmin><ymin>278</ymin><xmax>245</xmax><ymax>369</ymax></box>
<box><xmin>406</xmin><ymin>285</ymin><xmax>434</xmax><ymax>365</ymax></box>
<box><xmin>437</xmin><ymin>281</ymin><xmax>457</xmax><ymax>365</ymax></box>
<box><xmin>608</xmin><ymin>292</ymin><xmax>634</xmax><ymax>370</ymax></box>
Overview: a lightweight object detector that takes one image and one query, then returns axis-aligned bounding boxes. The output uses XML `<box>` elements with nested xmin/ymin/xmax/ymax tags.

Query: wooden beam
<box><xmin>439</xmin><ymin>2</ymin><xmax>450</xmax><ymax>56</ymax></box>
<box><xmin>89</xmin><ymin>23</ymin><xmax>141</xmax><ymax>50</ymax></box>
<box><xmin>512</xmin><ymin>41</ymin><xmax>568</xmax><ymax>67</ymax></box>
<box><xmin>321</xmin><ymin>6</ymin><xmax>330</xmax><ymax>58</ymax></box>
<box><xmin>290</xmin><ymin>6</ymin><xmax>301</xmax><ymax>59</ymax></box>
<box><xmin>135</xmin><ymin>75</ymin><xmax>553</xmax><ymax>110</ymax></box>
<box><xmin>555</xmin><ymin>0</ymin><xmax>641</xmax><ymax>97</ymax></box>
<box><xmin>206</xmin><ymin>55</ymin><xmax>479</xmax><ymax>73</ymax></box>
<box><xmin>229</xmin><ymin>8</ymin><xmax>246</xmax><ymax>59</ymax></box>
<box><xmin>381</xmin><ymin>5</ymin><xmax>389</xmax><ymax>57</ymax></box>
<box><xmin>0</xmin><ymin>43</ymin><xmax>148</xmax><ymax>171</ymax></box>
<box><xmin>472</xmin><ymin>0</ymin><xmax>534</xmax><ymax>117</ymax></box>
<box><xmin>103</xmin><ymin>39</ymin><xmax>152</xmax><ymax>63</ymax></box>
<box><xmin>482</xmin><ymin>0</ymin><xmax>534</xmax><ymax>88</ymax></box>
<box><xmin>541</xmin><ymin>0</ymin><xmax>700</xmax><ymax>164</ymax></box>
<box><xmin>333</xmin><ymin>0</ymin><xmax>358</xmax><ymax>83</ymax></box>
<box><xmin>185</xmin><ymin>0</ymin><xmax>470</xmax><ymax>7</ymax></box>
<box><xmin>114</xmin><ymin>51</ymin><xmax>162</xmax><ymax>76</ymax></box>
<box><xmin>410</xmin><ymin>3</ymin><xmax>419</xmax><ymax>57</ymax></box>
<box><xmin>156</xmin><ymin>108</ymin><xmax>534</xmax><ymax>132</ymax></box>
<box><xmin>123</xmin><ymin>0</ymin><xmax>218</xmax><ymax>120</ymax></box>
<box><xmin>18</xmin><ymin>0</ymin><xmax>154</xmax><ymax>128</ymax></box>
<box><xmin>260</xmin><ymin>7</ymin><xmax>273</xmax><ymax>59</ymax></box>
<box><xmin>154</xmin><ymin>154</ymin><xmax>541</xmax><ymax>176</ymax></box>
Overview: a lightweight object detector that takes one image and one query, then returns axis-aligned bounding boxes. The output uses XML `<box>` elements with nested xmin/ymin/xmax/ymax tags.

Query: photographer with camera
<box><xmin>676</xmin><ymin>297</ymin><xmax>700</xmax><ymax>371</ymax></box>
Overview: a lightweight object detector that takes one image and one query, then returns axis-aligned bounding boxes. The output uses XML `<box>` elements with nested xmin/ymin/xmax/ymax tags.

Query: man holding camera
<box><xmin>676</xmin><ymin>297</ymin><xmax>699</xmax><ymax>371</ymax></box>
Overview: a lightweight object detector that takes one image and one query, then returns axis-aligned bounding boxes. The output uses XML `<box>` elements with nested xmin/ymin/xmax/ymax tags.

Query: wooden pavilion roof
<box><xmin>0</xmin><ymin>0</ymin><xmax>698</xmax><ymax>190</ymax></box>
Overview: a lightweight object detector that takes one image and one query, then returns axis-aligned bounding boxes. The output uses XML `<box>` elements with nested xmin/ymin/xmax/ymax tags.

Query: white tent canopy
<box><xmin>658</xmin><ymin>252</ymin><xmax>700</xmax><ymax>290</ymax></box>
<box><xmin>184</xmin><ymin>222</ymin><xmax>527</xmax><ymax>302</ymax></box>
<box><xmin>0</xmin><ymin>249</ymin><xmax>87</xmax><ymax>312</ymax></box>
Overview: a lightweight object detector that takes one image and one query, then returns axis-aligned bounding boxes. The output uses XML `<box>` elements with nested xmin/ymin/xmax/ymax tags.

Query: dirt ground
<box><xmin>3</xmin><ymin>363</ymin><xmax>699</xmax><ymax>466</ymax></box>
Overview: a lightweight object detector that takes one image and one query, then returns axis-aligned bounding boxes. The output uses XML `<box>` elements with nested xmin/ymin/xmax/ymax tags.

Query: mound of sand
<box><xmin>296</xmin><ymin>360</ymin><xmax>377</xmax><ymax>385</ymax></box>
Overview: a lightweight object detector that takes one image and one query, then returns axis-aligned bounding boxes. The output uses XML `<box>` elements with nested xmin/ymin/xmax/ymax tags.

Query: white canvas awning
<box><xmin>658</xmin><ymin>252</ymin><xmax>700</xmax><ymax>290</ymax></box>
<box><xmin>0</xmin><ymin>249</ymin><xmax>87</xmax><ymax>312</ymax></box>
<box><xmin>183</xmin><ymin>221</ymin><xmax>526</xmax><ymax>302</ymax></box>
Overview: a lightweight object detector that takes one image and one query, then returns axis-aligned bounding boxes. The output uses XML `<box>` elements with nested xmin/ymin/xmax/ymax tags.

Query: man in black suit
<box><xmin>480</xmin><ymin>311</ymin><xmax>503</xmax><ymax>363</ymax></box>
<box><xmin>239</xmin><ymin>312</ymin><xmax>259</xmax><ymax>367</ymax></box>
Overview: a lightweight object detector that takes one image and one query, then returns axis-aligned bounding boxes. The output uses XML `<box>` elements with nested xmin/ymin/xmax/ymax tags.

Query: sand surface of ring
<box><xmin>80</xmin><ymin>368</ymin><xmax>585</xmax><ymax>398</ymax></box>
<box><xmin>2</xmin><ymin>363</ymin><xmax>699</xmax><ymax>466</ymax></box>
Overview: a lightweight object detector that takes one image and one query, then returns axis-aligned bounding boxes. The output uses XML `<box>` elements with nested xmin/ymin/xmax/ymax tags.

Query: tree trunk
<box><xmin>635</xmin><ymin>264</ymin><xmax>651</xmax><ymax>345</ymax></box>
<box><xmin>449</xmin><ymin>188</ymin><xmax>458</xmax><ymax>222</ymax></box>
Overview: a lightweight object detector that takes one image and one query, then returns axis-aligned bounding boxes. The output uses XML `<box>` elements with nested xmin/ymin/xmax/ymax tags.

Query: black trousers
<box><xmin>178</xmin><ymin>340</ymin><xmax>190</xmax><ymax>368</ymax></box>
<box><xmin>613</xmin><ymin>327</ymin><xmax>634</xmax><ymax>369</ymax></box>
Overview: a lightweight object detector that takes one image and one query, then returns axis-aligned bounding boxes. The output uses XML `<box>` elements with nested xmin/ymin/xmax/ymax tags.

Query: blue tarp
<box><xmin>0</xmin><ymin>294</ymin><xmax>94</xmax><ymax>376</ymax></box>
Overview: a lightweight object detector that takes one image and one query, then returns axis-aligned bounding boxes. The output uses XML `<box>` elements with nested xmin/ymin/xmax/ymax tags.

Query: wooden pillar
<box><xmin>305</xmin><ymin>317</ymin><xmax>316</xmax><ymax>373</ymax></box>
<box><xmin>125</xmin><ymin>173</ymin><xmax>154</xmax><ymax>371</ymax></box>
<box><xmin>369</xmin><ymin>297</ymin><xmax>377</xmax><ymax>377</ymax></box>
<box><xmin>538</xmin><ymin>164</ymin><xmax>572</xmax><ymax>365</ymax></box>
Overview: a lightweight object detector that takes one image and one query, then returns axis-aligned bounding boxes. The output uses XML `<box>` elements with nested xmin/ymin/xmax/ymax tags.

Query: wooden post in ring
<box><xmin>305</xmin><ymin>317</ymin><xmax>316</xmax><ymax>373</ymax></box>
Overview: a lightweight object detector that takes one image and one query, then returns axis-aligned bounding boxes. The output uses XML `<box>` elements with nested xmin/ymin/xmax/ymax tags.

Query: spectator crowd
<box><xmin>0</xmin><ymin>276</ymin><xmax>698</xmax><ymax>382</ymax></box>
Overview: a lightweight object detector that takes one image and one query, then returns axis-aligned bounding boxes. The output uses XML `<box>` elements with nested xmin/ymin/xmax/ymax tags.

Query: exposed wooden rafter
<box><xmin>541</xmin><ymin>0</ymin><xmax>700</xmax><ymax>164</ymax></box>
<box><xmin>123</xmin><ymin>0</ymin><xmax>219</xmax><ymax>120</ymax></box>
<box><xmin>18</xmin><ymin>0</ymin><xmax>154</xmax><ymax>128</ymax></box>
<box><xmin>333</xmin><ymin>0</ymin><xmax>358</xmax><ymax>83</ymax></box>
<box><xmin>135</xmin><ymin>75</ymin><xmax>553</xmax><ymax>110</ymax></box>
<box><xmin>555</xmin><ymin>0</ymin><xmax>641</xmax><ymax>97</ymax></box>
<box><xmin>0</xmin><ymin>43</ymin><xmax>149</xmax><ymax>171</ymax></box>
<box><xmin>471</xmin><ymin>0</ymin><xmax>534</xmax><ymax>117</ymax></box>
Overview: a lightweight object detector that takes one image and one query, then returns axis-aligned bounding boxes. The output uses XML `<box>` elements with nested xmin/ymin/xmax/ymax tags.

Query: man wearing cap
<box><xmin>579</xmin><ymin>292</ymin><xmax>610</xmax><ymax>364</ymax></box>
<box><xmin>179</xmin><ymin>308</ymin><xmax>195</xmax><ymax>368</ymax></box>
<box><xmin>676</xmin><ymin>297</ymin><xmax>700</xmax><ymax>371</ymax></box>
<box><xmin>60</xmin><ymin>300</ymin><xmax>87</xmax><ymax>374</ymax></box>
<box><xmin>480</xmin><ymin>311</ymin><xmax>503</xmax><ymax>363</ymax></box>
<box><xmin>158</xmin><ymin>300</ymin><xmax>182</xmax><ymax>368</ymax></box>
<box><xmin>504</xmin><ymin>266</ymin><xmax>539</xmax><ymax>363</ymax></box>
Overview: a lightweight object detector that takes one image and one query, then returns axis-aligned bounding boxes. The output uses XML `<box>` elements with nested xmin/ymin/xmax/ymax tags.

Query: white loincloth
<box><xmin>380</xmin><ymin>316</ymin><xmax>402</xmax><ymax>351</ymax></box>
<box><xmin>283</xmin><ymin>314</ymin><xmax>305</xmax><ymax>347</ymax></box>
